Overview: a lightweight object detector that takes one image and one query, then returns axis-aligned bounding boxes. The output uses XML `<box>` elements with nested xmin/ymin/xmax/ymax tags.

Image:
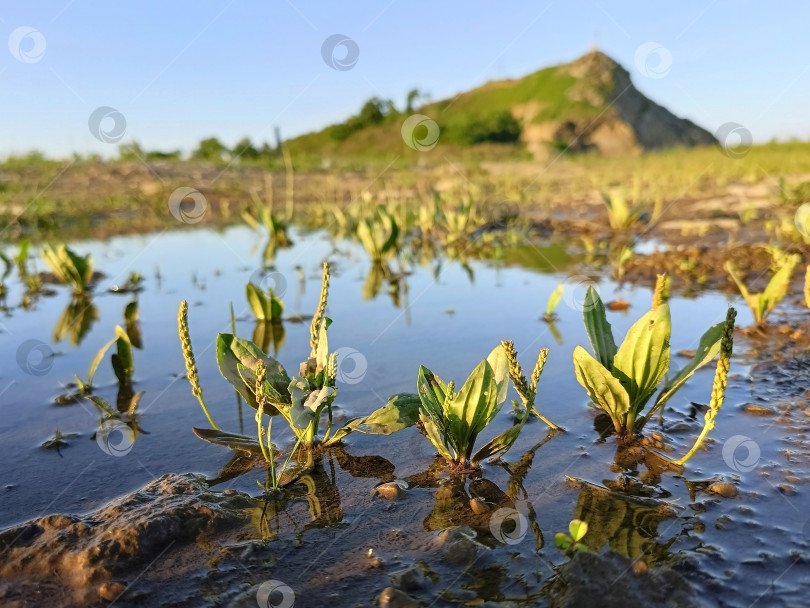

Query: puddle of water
<box><xmin>0</xmin><ymin>225</ymin><xmax>808</xmax><ymax>606</ymax></box>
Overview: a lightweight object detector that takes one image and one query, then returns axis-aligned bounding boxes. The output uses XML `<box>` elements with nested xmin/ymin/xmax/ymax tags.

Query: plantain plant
<box><xmin>73</xmin><ymin>325</ymin><xmax>134</xmax><ymax>394</ymax></box>
<box><xmin>413</xmin><ymin>342</ymin><xmax>558</xmax><ymax>470</ymax></box>
<box><xmin>724</xmin><ymin>250</ymin><xmax>800</xmax><ymax>327</ymax></box>
<box><xmin>543</xmin><ymin>283</ymin><xmax>564</xmax><ymax>323</ymax></box>
<box><xmin>245</xmin><ymin>281</ymin><xmax>284</xmax><ymax>322</ymax></box>
<box><xmin>600</xmin><ymin>191</ymin><xmax>647</xmax><ymax>231</ymax></box>
<box><xmin>572</xmin><ymin>275</ymin><xmax>733</xmax><ymax>441</ymax></box>
<box><xmin>356</xmin><ymin>206</ymin><xmax>399</xmax><ymax>262</ymax></box>
<box><xmin>178</xmin><ymin>262</ymin><xmax>421</xmax><ymax>484</ymax></box>
<box><xmin>41</xmin><ymin>244</ymin><xmax>94</xmax><ymax>294</ymax></box>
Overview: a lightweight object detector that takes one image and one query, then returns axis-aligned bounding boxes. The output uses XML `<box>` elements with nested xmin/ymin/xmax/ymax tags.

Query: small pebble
<box><xmin>375</xmin><ymin>481</ymin><xmax>407</xmax><ymax>500</ymax></box>
<box><xmin>777</xmin><ymin>484</ymin><xmax>797</xmax><ymax>496</ymax></box>
<box><xmin>390</xmin><ymin>565</ymin><xmax>424</xmax><ymax>590</ymax></box>
<box><xmin>606</xmin><ymin>300</ymin><xmax>630</xmax><ymax>311</ymax></box>
<box><xmin>742</xmin><ymin>404</ymin><xmax>772</xmax><ymax>416</ymax></box>
<box><xmin>379</xmin><ymin>587</ymin><xmax>419</xmax><ymax>608</ymax></box>
<box><xmin>709</xmin><ymin>482</ymin><xmax>738</xmax><ymax>498</ymax></box>
<box><xmin>369</xmin><ymin>557</ymin><xmax>385</xmax><ymax>569</ymax></box>
<box><xmin>632</xmin><ymin>560</ymin><xmax>648</xmax><ymax>575</ymax></box>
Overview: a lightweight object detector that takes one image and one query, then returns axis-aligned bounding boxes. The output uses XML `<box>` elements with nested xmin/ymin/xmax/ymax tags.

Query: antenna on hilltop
<box><xmin>590</xmin><ymin>31</ymin><xmax>600</xmax><ymax>52</ymax></box>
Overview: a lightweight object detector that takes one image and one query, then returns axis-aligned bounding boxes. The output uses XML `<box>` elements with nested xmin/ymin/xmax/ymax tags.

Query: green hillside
<box><xmin>285</xmin><ymin>51</ymin><xmax>715</xmax><ymax>164</ymax></box>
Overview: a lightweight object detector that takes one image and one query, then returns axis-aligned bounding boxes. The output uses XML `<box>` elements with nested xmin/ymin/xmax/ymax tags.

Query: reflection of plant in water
<box><xmin>252</xmin><ymin>320</ymin><xmax>285</xmax><ymax>357</ymax></box>
<box><xmin>53</xmin><ymin>294</ymin><xmax>99</xmax><ymax>346</ymax></box>
<box><xmin>87</xmin><ymin>391</ymin><xmax>149</xmax><ymax>446</ymax></box>
<box><xmin>229</xmin><ymin>448</ymin><xmax>394</xmax><ymax>542</ymax></box>
<box><xmin>567</xmin><ymin>483</ymin><xmax>677</xmax><ymax>564</ymax></box>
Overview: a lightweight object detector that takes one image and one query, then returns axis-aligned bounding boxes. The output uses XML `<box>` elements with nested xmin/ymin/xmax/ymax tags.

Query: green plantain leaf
<box><xmin>760</xmin><ymin>254</ymin><xmax>799</xmax><ymax>318</ymax></box>
<box><xmin>546</xmin><ymin>283</ymin><xmax>564</xmax><ymax>317</ymax></box>
<box><xmin>569</xmin><ymin>519</ymin><xmax>588</xmax><ymax>542</ymax></box>
<box><xmin>87</xmin><ymin>335</ymin><xmax>117</xmax><ymax>388</ymax></box>
<box><xmin>192</xmin><ymin>427</ymin><xmax>264</xmax><ymax>453</ymax></box>
<box><xmin>611</xmin><ymin>303</ymin><xmax>671</xmax><ymax>418</ymax></box>
<box><xmin>246</xmin><ymin>282</ymin><xmax>269</xmax><ymax>320</ymax></box>
<box><xmin>486</xmin><ymin>344</ymin><xmax>509</xmax><ymax>408</ymax></box>
<box><xmin>216</xmin><ymin>334</ymin><xmax>290</xmax><ymax>408</ymax></box>
<box><xmin>573</xmin><ymin>346</ymin><xmax>630</xmax><ymax>433</ymax></box>
<box><xmin>419</xmin><ymin>413</ymin><xmax>454</xmax><ymax>461</ymax></box>
<box><xmin>583</xmin><ymin>286</ymin><xmax>617</xmax><ymax>370</ymax></box>
<box><xmin>112</xmin><ymin>325</ymin><xmax>133</xmax><ymax>384</ymax></box>
<box><xmin>417</xmin><ymin>365</ymin><xmax>447</xmax><ymax>420</ymax></box>
<box><xmin>337</xmin><ymin>393</ymin><xmax>422</xmax><ymax>439</ymax></box>
<box><xmin>470</xmin><ymin>406</ymin><xmax>529</xmax><ymax>465</ymax></box>
<box><xmin>644</xmin><ymin>320</ymin><xmax>724</xmax><ymax>424</ymax></box>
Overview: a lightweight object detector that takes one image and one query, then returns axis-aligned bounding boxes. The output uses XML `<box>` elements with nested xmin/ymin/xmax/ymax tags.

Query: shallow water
<box><xmin>1</xmin><ymin>226</ymin><xmax>808</xmax><ymax>606</ymax></box>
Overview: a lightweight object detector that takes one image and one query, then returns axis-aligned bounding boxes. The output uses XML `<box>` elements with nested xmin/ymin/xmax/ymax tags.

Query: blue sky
<box><xmin>2</xmin><ymin>1</ymin><xmax>809</xmax><ymax>157</ymax></box>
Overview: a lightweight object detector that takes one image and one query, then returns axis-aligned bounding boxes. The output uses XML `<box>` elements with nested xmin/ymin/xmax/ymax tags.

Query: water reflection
<box><xmin>210</xmin><ymin>447</ymin><xmax>396</xmax><ymax>542</ymax></box>
<box><xmin>570</xmin><ymin>483</ymin><xmax>678</xmax><ymax>563</ymax></box>
<box><xmin>53</xmin><ymin>294</ymin><xmax>98</xmax><ymax>345</ymax></box>
<box><xmin>406</xmin><ymin>432</ymin><xmax>557</xmax><ymax>549</ymax></box>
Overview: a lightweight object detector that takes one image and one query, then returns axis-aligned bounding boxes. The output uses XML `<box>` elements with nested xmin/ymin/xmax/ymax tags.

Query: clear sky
<box><xmin>2</xmin><ymin>1</ymin><xmax>809</xmax><ymax>157</ymax></box>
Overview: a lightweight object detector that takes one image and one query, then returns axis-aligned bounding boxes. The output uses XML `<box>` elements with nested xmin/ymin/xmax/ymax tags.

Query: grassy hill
<box><xmin>285</xmin><ymin>50</ymin><xmax>715</xmax><ymax>165</ymax></box>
